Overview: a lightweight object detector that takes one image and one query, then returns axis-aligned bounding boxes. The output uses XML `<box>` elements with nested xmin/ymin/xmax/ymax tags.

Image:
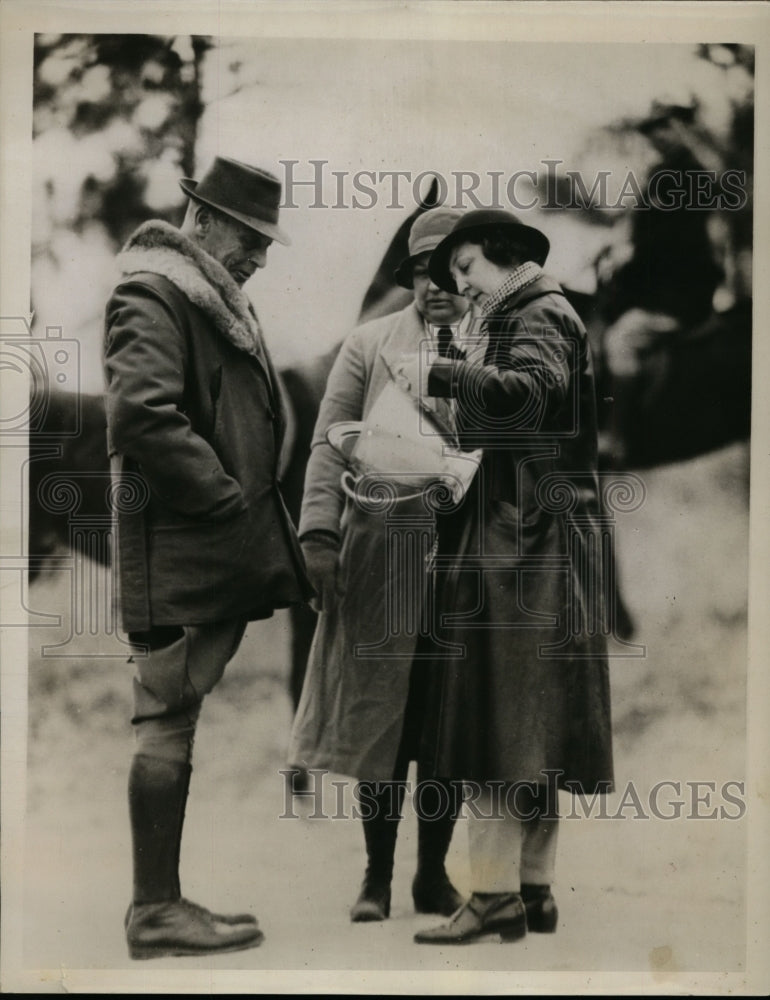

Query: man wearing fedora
<box><xmin>104</xmin><ymin>156</ymin><xmax>312</xmax><ymax>958</ymax></box>
<box><xmin>288</xmin><ymin>207</ymin><xmax>471</xmax><ymax>924</ymax></box>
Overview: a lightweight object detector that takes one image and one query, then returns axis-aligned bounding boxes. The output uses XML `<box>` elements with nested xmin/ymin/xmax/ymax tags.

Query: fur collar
<box><xmin>117</xmin><ymin>219</ymin><xmax>264</xmax><ymax>360</ymax></box>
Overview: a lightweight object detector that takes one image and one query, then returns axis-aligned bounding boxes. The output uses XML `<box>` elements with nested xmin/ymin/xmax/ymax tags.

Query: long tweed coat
<box><xmin>421</xmin><ymin>273</ymin><xmax>614</xmax><ymax>792</ymax></box>
<box><xmin>103</xmin><ymin>220</ymin><xmax>311</xmax><ymax>632</ymax></box>
<box><xmin>288</xmin><ymin>302</ymin><xmax>455</xmax><ymax>781</ymax></box>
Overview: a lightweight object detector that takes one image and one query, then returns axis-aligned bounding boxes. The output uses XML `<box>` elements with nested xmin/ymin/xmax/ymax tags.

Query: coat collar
<box><xmin>116</xmin><ymin>219</ymin><xmax>267</xmax><ymax>364</ymax></box>
<box><xmin>485</xmin><ymin>272</ymin><xmax>566</xmax><ymax>316</ymax></box>
<box><xmin>377</xmin><ymin>302</ymin><xmax>426</xmax><ymax>374</ymax></box>
<box><xmin>375</xmin><ymin>302</ymin><xmax>476</xmax><ymax>367</ymax></box>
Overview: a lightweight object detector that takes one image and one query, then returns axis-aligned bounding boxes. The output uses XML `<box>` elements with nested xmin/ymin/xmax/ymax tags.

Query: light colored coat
<box><xmin>289</xmin><ymin>302</ymin><xmax>449</xmax><ymax>780</ymax></box>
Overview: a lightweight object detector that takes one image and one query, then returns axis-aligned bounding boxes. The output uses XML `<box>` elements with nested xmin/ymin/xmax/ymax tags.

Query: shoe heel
<box><xmin>350</xmin><ymin>884</ymin><xmax>391</xmax><ymax>922</ymax></box>
<box><xmin>522</xmin><ymin>887</ymin><xmax>559</xmax><ymax>933</ymax></box>
<box><xmin>527</xmin><ymin>910</ymin><xmax>558</xmax><ymax>933</ymax></box>
<box><xmin>499</xmin><ymin>918</ymin><xmax>527</xmax><ymax>943</ymax></box>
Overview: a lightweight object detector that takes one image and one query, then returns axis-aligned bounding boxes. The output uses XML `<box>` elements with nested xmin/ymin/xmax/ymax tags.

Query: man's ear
<box><xmin>194</xmin><ymin>204</ymin><xmax>213</xmax><ymax>235</ymax></box>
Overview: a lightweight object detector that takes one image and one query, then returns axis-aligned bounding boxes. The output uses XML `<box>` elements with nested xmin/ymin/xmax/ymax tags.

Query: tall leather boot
<box><xmin>129</xmin><ymin>753</ymin><xmax>189</xmax><ymax>906</ymax></box>
<box><xmin>350</xmin><ymin>781</ymin><xmax>405</xmax><ymax>922</ymax></box>
<box><xmin>169</xmin><ymin>757</ymin><xmax>192</xmax><ymax>900</ymax></box>
<box><xmin>125</xmin><ymin>753</ymin><xmax>262</xmax><ymax>959</ymax></box>
<box><xmin>412</xmin><ymin>775</ymin><xmax>464</xmax><ymax>916</ymax></box>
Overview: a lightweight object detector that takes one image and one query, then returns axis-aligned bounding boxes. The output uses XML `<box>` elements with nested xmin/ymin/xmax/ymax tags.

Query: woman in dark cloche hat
<box><xmin>405</xmin><ymin>208</ymin><xmax>614</xmax><ymax>946</ymax></box>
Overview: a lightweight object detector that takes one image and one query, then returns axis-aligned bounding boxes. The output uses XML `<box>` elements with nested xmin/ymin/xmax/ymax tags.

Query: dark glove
<box><xmin>301</xmin><ymin>532</ymin><xmax>342</xmax><ymax>614</ymax></box>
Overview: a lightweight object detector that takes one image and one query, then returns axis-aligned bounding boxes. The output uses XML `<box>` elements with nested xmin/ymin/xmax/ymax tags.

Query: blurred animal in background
<box><xmin>27</xmin><ymin>163</ymin><xmax>751</xmax><ymax>789</ymax></box>
<box><xmin>28</xmin><ymin>388</ymin><xmax>110</xmax><ymax>573</ymax></box>
<box><xmin>26</xmin><ymin>38</ymin><xmax>753</xmax><ymax>808</ymax></box>
<box><xmin>588</xmin><ymin>91</ymin><xmax>752</xmax><ymax>468</ymax></box>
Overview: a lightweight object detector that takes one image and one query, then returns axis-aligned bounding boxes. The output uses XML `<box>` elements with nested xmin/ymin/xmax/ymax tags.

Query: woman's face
<box><xmin>449</xmin><ymin>241</ymin><xmax>512</xmax><ymax>308</ymax></box>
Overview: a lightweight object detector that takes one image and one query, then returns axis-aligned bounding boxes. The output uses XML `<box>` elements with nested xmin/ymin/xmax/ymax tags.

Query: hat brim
<box><xmin>179</xmin><ymin>178</ymin><xmax>291</xmax><ymax>247</ymax></box>
<box><xmin>394</xmin><ymin>245</ymin><xmax>451</xmax><ymax>290</ymax></box>
<box><xmin>428</xmin><ymin>222</ymin><xmax>549</xmax><ymax>294</ymax></box>
<box><xmin>394</xmin><ymin>256</ymin><xmax>415</xmax><ymax>289</ymax></box>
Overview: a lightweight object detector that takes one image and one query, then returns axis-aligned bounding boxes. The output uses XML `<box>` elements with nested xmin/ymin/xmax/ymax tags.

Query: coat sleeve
<box><xmin>104</xmin><ymin>280</ymin><xmax>246</xmax><ymax>521</ymax></box>
<box><xmin>427</xmin><ymin>300</ymin><xmax>575</xmax><ymax>430</ymax></box>
<box><xmin>298</xmin><ymin>328</ymin><xmax>368</xmax><ymax>540</ymax></box>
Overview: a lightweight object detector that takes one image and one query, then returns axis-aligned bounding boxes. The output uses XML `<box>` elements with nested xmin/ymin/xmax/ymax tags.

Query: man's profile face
<box><xmin>196</xmin><ymin>208</ymin><xmax>272</xmax><ymax>286</ymax></box>
<box><xmin>411</xmin><ymin>252</ymin><xmax>467</xmax><ymax>326</ymax></box>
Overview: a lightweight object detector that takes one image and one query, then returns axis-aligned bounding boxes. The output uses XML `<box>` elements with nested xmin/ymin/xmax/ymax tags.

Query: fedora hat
<box><xmin>179</xmin><ymin>156</ymin><xmax>290</xmax><ymax>246</ymax></box>
<box><xmin>394</xmin><ymin>207</ymin><xmax>464</xmax><ymax>289</ymax></box>
<box><xmin>428</xmin><ymin>209</ymin><xmax>549</xmax><ymax>294</ymax></box>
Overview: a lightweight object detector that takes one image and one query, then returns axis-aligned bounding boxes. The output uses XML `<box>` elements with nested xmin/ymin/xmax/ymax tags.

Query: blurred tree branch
<box><xmin>33</xmin><ymin>33</ymin><xmax>212</xmax><ymax>247</ymax></box>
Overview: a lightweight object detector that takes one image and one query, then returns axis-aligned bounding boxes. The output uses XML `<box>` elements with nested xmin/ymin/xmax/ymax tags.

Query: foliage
<box><xmin>33</xmin><ymin>33</ymin><xmax>211</xmax><ymax>247</ymax></box>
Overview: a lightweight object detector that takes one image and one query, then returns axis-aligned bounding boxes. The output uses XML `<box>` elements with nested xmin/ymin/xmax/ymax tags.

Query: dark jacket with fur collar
<box><xmin>104</xmin><ymin>219</ymin><xmax>311</xmax><ymax>631</ymax></box>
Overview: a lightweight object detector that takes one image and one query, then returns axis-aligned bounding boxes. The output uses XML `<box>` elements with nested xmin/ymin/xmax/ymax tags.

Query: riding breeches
<box><xmin>128</xmin><ymin>619</ymin><xmax>247</xmax><ymax>764</ymax></box>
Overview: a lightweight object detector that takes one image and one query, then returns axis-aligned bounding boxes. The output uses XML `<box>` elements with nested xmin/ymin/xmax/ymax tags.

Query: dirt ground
<box><xmin>19</xmin><ymin>440</ymin><xmax>750</xmax><ymax>988</ymax></box>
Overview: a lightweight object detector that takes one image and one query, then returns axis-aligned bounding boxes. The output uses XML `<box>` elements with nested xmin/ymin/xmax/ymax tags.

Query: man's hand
<box><xmin>301</xmin><ymin>532</ymin><xmax>342</xmax><ymax>614</ymax></box>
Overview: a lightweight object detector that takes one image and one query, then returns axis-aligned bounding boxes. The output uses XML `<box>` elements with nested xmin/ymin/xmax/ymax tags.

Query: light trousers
<box><xmin>467</xmin><ymin>783</ymin><xmax>559</xmax><ymax>893</ymax></box>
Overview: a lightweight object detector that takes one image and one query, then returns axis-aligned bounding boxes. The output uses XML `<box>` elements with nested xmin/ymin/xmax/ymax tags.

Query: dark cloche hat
<box><xmin>179</xmin><ymin>156</ymin><xmax>290</xmax><ymax>246</ymax></box>
<box><xmin>428</xmin><ymin>209</ymin><xmax>549</xmax><ymax>294</ymax></box>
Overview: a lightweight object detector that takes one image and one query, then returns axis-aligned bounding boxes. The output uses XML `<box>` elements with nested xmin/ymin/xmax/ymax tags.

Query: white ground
<box><xmin>20</xmin><ymin>441</ymin><xmax>750</xmax><ymax>987</ymax></box>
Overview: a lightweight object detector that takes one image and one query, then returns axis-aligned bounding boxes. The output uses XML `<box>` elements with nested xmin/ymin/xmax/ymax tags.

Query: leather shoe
<box><xmin>521</xmin><ymin>884</ymin><xmax>558</xmax><ymax>933</ymax></box>
<box><xmin>414</xmin><ymin>892</ymin><xmax>527</xmax><ymax>945</ymax></box>
<box><xmin>180</xmin><ymin>897</ymin><xmax>258</xmax><ymax>927</ymax></box>
<box><xmin>126</xmin><ymin>898</ymin><xmax>263</xmax><ymax>959</ymax></box>
<box><xmin>350</xmin><ymin>878</ymin><xmax>391</xmax><ymax>922</ymax></box>
<box><xmin>125</xmin><ymin>898</ymin><xmax>258</xmax><ymax>930</ymax></box>
<box><xmin>412</xmin><ymin>871</ymin><xmax>465</xmax><ymax>916</ymax></box>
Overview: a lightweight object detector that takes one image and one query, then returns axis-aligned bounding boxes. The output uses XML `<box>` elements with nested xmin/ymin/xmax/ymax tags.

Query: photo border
<box><xmin>2</xmin><ymin>1</ymin><xmax>768</xmax><ymax>994</ymax></box>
